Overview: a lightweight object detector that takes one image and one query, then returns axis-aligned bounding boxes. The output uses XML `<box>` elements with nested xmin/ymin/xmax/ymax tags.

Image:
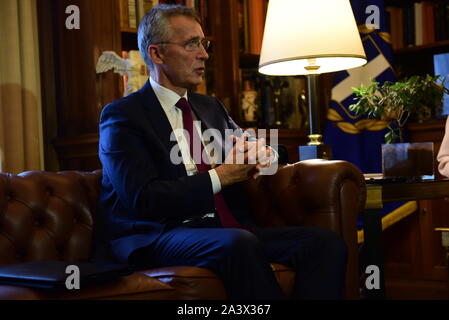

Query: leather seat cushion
<box><xmin>143</xmin><ymin>264</ymin><xmax>296</xmax><ymax>299</ymax></box>
<box><xmin>0</xmin><ymin>272</ymin><xmax>175</xmax><ymax>300</ymax></box>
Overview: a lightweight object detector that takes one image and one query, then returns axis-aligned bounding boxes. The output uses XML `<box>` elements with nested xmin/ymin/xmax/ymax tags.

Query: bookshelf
<box><xmin>380</xmin><ymin>0</ymin><xmax>449</xmax><ymax>299</ymax></box>
<box><xmin>385</xmin><ymin>0</ymin><xmax>449</xmax><ymax>77</ymax></box>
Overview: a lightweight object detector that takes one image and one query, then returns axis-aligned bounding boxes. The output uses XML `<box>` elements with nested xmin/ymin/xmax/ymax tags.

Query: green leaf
<box><xmin>349</xmin><ymin>74</ymin><xmax>449</xmax><ymax>135</ymax></box>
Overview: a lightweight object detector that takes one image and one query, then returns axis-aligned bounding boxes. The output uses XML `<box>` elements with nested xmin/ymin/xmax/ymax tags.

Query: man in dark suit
<box><xmin>97</xmin><ymin>4</ymin><xmax>347</xmax><ymax>299</ymax></box>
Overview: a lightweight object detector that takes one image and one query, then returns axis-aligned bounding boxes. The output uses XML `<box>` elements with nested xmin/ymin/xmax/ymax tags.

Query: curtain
<box><xmin>0</xmin><ymin>0</ymin><xmax>44</xmax><ymax>173</ymax></box>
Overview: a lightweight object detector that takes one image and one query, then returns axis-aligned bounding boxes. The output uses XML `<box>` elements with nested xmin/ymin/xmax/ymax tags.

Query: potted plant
<box><xmin>349</xmin><ymin>74</ymin><xmax>449</xmax><ymax>177</ymax></box>
<box><xmin>349</xmin><ymin>74</ymin><xmax>449</xmax><ymax>143</ymax></box>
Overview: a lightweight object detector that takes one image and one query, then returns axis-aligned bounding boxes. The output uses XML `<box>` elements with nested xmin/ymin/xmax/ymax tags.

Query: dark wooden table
<box><xmin>363</xmin><ymin>177</ymin><xmax>449</xmax><ymax>299</ymax></box>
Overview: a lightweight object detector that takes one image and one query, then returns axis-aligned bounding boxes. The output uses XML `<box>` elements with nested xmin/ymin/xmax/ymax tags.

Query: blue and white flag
<box><xmin>323</xmin><ymin>0</ymin><xmax>416</xmax><ymax>242</ymax></box>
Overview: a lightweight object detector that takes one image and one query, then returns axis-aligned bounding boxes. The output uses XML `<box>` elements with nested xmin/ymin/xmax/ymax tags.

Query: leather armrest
<box><xmin>243</xmin><ymin>159</ymin><xmax>366</xmax><ymax>299</ymax></box>
<box><xmin>244</xmin><ymin>159</ymin><xmax>366</xmax><ymax>226</ymax></box>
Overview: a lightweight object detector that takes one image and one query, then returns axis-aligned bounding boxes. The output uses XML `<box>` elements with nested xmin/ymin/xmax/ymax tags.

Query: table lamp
<box><xmin>258</xmin><ymin>0</ymin><xmax>367</xmax><ymax>160</ymax></box>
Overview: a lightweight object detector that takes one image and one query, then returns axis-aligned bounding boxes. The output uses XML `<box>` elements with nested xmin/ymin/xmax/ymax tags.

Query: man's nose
<box><xmin>197</xmin><ymin>45</ymin><xmax>209</xmax><ymax>60</ymax></box>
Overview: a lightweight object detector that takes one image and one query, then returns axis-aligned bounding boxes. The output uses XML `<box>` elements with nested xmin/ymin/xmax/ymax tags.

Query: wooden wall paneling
<box><xmin>47</xmin><ymin>0</ymin><xmax>122</xmax><ymax>170</ymax></box>
<box><xmin>421</xmin><ymin>199</ymin><xmax>449</xmax><ymax>281</ymax></box>
<box><xmin>54</xmin><ymin>0</ymin><xmax>97</xmax><ymax>137</ymax></box>
<box><xmin>410</xmin><ymin>120</ymin><xmax>449</xmax><ymax>281</ymax></box>
<box><xmin>208</xmin><ymin>0</ymin><xmax>242</xmax><ymax>123</ymax></box>
<box><xmin>93</xmin><ymin>0</ymin><xmax>123</xmax><ymax>112</ymax></box>
<box><xmin>53</xmin><ymin>0</ymin><xmax>122</xmax><ymax>137</ymax></box>
<box><xmin>384</xmin><ymin>119</ymin><xmax>449</xmax><ymax>298</ymax></box>
<box><xmin>37</xmin><ymin>0</ymin><xmax>60</xmax><ymax>171</ymax></box>
<box><xmin>383</xmin><ymin>211</ymin><xmax>422</xmax><ymax>279</ymax></box>
<box><xmin>53</xmin><ymin>133</ymin><xmax>101</xmax><ymax>172</ymax></box>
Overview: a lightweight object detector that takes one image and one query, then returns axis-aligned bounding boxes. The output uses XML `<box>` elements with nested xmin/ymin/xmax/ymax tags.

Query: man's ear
<box><xmin>148</xmin><ymin>44</ymin><xmax>164</xmax><ymax>66</ymax></box>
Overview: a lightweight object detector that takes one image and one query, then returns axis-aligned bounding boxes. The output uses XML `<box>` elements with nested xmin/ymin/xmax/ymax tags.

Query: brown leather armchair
<box><xmin>0</xmin><ymin>159</ymin><xmax>366</xmax><ymax>300</ymax></box>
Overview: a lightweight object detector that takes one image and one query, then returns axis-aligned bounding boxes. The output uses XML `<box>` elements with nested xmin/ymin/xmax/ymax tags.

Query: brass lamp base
<box><xmin>307</xmin><ymin>134</ymin><xmax>324</xmax><ymax>146</ymax></box>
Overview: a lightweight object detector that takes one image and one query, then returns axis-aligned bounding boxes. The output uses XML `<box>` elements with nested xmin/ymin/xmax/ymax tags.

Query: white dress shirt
<box><xmin>149</xmin><ymin>77</ymin><xmax>222</xmax><ymax>194</ymax></box>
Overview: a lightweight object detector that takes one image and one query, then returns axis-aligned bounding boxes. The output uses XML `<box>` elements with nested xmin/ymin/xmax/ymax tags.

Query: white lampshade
<box><xmin>259</xmin><ymin>0</ymin><xmax>367</xmax><ymax>76</ymax></box>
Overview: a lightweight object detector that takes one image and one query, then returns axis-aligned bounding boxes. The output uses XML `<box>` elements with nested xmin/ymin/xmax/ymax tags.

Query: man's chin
<box><xmin>186</xmin><ymin>79</ymin><xmax>205</xmax><ymax>91</ymax></box>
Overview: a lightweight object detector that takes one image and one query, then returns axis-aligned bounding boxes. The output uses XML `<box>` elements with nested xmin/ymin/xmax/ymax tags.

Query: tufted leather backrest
<box><xmin>0</xmin><ymin>170</ymin><xmax>102</xmax><ymax>266</ymax></box>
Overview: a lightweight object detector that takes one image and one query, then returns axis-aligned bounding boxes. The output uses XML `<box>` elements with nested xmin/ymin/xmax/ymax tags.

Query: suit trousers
<box><xmin>129</xmin><ymin>217</ymin><xmax>348</xmax><ymax>300</ymax></box>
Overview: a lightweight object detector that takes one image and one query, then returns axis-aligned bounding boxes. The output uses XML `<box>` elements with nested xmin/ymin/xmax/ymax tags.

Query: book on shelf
<box><xmin>386</xmin><ymin>6</ymin><xmax>404</xmax><ymax>50</ymax></box>
<box><xmin>121</xmin><ymin>0</ymin><xmax>209</xmax><ymax>32</ymax></box>
<box><xmin>196</xmin><ymin>0</ymin><xmax>209</xmax><ymax>36</ymax></box>
<box><xmin>414</xmin><ymin>2</ymin><xmax>423</xmax><ymax>46</ymax></box>
<box><xmin>119</xmin><ymin>0</ymin><xmax>157</xmax><ymax>31</ymax></box>
<box><xmin>237</xmin><ymin>0</ymin><xmax>268</xmax><ymax>54</ymax></box>
<box><xmin>128</xmin><ymin>0</ymin><xmax>137</xmax><ymax>29</ymax></box>
<box><xmin>386</xmin><ymin>0</ymin><xmax>449</xmax><ymax>50</ymax></box>
<box><xmin>435</xmin><ymin>0</ymin><xmax>449</xmax><ymax>42</ymax></box>
<box><xmin>119</xmin><ymin>0</ymin><xmax>130</xmax><ymax>31</ymax></box>
<box><xmin>403</xmin><ymin>3</ymin><xmax>415</xmax><ymax>47</ymax></box>
<box><xmin>136</xmin><ymin>0</ymin><xmax>156</xmax><ymax>24</ymax></box>
<box><xmin>237</xmin><ymin>0</ymin><xmax>246</xmax><ymax>53</ymax></box>
<box><xmin>243</xmin><ymin>0</ymin><xmax>250</xmax><ymax>53</ymax></box>
<box><xmin>247</xmin><ymin>0</ymin><xmax>265</xmax><ymax>54</ymax></box>
<box><xmin>422</xmin><ymin>1</ymin><xmax>435</xmax><ymax>44</ymax></box>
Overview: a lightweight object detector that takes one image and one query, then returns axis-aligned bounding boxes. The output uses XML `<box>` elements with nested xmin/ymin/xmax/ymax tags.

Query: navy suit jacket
<box><xmin>96</xmin><ymin>81</ymin><xmax>253</xmax><ymax>264</ymax></box>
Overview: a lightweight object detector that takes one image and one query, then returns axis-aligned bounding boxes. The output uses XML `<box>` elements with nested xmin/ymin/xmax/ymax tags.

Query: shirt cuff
<box><xmin>208</xmin><ymin>169</ymin><xmax>222</xmax><ymax>194</ymax></box>
<box><xmin>270</xmin><ymin>146</ymin><xmax>279</xmax><ymax>164</ymax></box>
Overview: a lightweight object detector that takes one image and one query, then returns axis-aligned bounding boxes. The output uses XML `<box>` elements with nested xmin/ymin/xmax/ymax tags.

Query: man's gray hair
<box><xmin>138</xmin><ymin>4</ymin><xmax>201</xmax><ymax>71</ymax></box>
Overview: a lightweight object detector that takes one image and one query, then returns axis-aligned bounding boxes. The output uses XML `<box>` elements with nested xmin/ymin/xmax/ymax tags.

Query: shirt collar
<box><xmin>149</xmin><ymin>76</ymin><xmax>188</xmax><ymax>114</ymax></box>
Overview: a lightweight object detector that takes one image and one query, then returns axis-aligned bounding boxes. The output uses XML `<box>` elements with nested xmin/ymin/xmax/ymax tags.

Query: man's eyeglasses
<box><xmin>156</xmin><ymin>38</ymin><xmax>211</xmax><ymax>52</ymax></box>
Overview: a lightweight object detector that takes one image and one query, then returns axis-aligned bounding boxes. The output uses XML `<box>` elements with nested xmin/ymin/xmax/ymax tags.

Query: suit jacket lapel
<box><xmin>188</xmin><ymin>92</ymin><xmax>226</xmax><ymax>164</ymax></box>
<box><xmin>188</xmin><ymin>92</ymin><xmax>212</xmax><ymax>130</ymax></box>
<box><xmin>138</xmin><ymin>81</ymin><xmax>187</xmax><ymax>175</ymax></box>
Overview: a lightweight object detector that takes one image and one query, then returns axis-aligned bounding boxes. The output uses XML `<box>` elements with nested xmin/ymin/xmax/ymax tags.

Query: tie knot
<box><xmin>176</xmin><ymin>97</ymin><xmax>191</xmax><ymax>114</ymax></box>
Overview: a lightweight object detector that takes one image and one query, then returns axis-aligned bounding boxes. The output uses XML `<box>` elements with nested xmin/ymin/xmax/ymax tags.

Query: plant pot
<box><xmin>381</xmin><ymin>142</ymin><xmax>434</xmax><ymax>177</ymax></box>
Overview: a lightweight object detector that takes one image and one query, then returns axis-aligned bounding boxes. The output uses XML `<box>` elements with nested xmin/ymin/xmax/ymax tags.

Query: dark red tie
<box><xmin>176</xmin><ymin>97</ymin><xmax>249</xmax><ymax>230</ymax></box>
